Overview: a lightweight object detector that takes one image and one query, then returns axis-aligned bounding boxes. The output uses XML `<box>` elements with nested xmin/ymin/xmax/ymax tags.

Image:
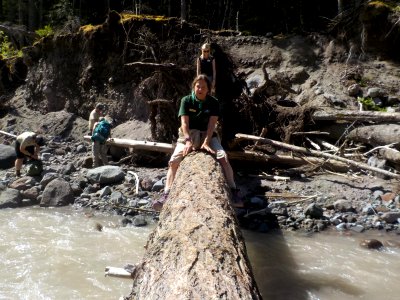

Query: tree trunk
<box><xmin>125</xmin><ymin>152</ymin><xmax>262</xmax><ymax>300</ymax></box>
<box><xmin>181</xmin><ymin>0</ymin><xmax>186</xmax><ymax>22</ymax></box>
<box><xmin>312</xmin><ymin>110</ymin><xmax>400</xmax><ymax>123</ymax></box>
<box><xmin>347</xmin><ymin>124</ymin><xmax>400</xmax><ymax>148</ymax></box>
<box><xmin>235</xmin><ymin>133</ymin><xmax>400</xmax><ymax>179</ymax></box>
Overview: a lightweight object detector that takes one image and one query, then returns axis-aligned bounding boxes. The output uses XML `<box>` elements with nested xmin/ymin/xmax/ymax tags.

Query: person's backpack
<box><xmin>26</xmin><ymin>160</ymin><xmax>43</xmax><ymax>176</ymax></box>
<box><xmin>91</xmin><ymin>119</ymin><xmax>111</xmax><ymax>143</ymax></box>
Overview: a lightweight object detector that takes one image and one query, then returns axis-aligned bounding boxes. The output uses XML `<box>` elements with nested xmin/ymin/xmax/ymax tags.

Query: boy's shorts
<box><xmin>169</xmin><ymin>129</ymin><xmax>226</xmax><ymax>163</ymax></box>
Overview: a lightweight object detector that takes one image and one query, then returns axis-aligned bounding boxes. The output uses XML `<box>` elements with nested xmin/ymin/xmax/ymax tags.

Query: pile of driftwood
<box><xmin>84</xmin><ymin>106</ymin><xmax>400</xmax><ymax>181</ymax></box>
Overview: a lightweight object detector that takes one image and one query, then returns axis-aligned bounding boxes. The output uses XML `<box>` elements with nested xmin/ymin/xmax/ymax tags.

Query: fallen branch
<box><xmin>245</xmin><ymin>173</ymin><xmax>290</xmax><ymax>181</ymax></box>
<box><xmin>0</xmin><ymin>130</ymin><xmax>17</xmax><ymax>138</ymax></box>
<box><xmin>363</xmin><ymin>143</ymin><xmax>398</xmax><ymax>156</ymax></box>
<box><xmin>104</xmin><ymin>266</ymin><xmax>132</xmax><ymax>279</ymax></box>
<box><xmin>291</xmin><ymin>131</ymin><xmax>330</xmax><ymax>136</ymax></box>
<box><xmin>312</xmin><ymin>110</ymin><xmax>400</xmax><ymax>122</ymax></box>
<box><xmin>227</xmin><ymin>150</ymin><xmax>349</xmax><ymax>172</ymax></box>
<box><xmin>125</xmin><ymin>61</ymin><xmax>189</xmax><ymax>72</ymax></box>
<box><xmin>235</xmin><ymin>133</ymin><xmax>400</xmax><ymax>179</ymax></box>
<box><xmin>83</xmin><ymin>136</ymin><xmax>173</xmax><ymax>153</ymax></box>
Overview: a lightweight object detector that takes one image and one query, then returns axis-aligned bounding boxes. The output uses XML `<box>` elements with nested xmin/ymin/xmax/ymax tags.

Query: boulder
<box><xmin>0</xmin><ymin>144</ymin><xmax>16</xmax><ymax>169</ymax></box>
<box><xmin>0</xmin><ymin>188</ymin><xmax>22</xmax><ymax>208</ymax></box>
<box><xmin>40</xmin><ymin>178</ymin><xmax>74</xmax><ymax>207</ymax></box>
<box><xmin>86</xmin><ymin>165</ymin><xmax>125</xmax><ymax>184</ymax></box>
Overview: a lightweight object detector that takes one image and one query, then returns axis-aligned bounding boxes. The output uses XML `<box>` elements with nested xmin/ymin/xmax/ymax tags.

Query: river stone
<box><xmin>0</xmin><ymin>188</ymin><xmax>22</xmax><ymax>208</ymax></box>
<box><xmin>304</xmin><ymin>203</ymin><xmax>324</xmax><ymax>218</ymax></box>
<box><xmin>21</xmin><ymin>186</ymin><xmax>40</xmax><ymax>200</ymax></box>
<box><xmin>39</xmin><ymin>172</ymin><xmax>60</xmax><ymax>189</ymax></box>
<box><xmin>380</xmin><ymin>212</ymin><xmax>400</xmax><ymax>223</ymax></box>
<box><xmin>9</xmin><ymin>176</ymin><xmax>38</xmax><ymax>191</ymax></box>
<box><xmin>86</xmin><ymin>166</ymin><xmax>125</xmax><ymax>184</ymax></box>
<box><xmin>40</xmin><ymin>178</ymin><xmax>74</xmax><ymax>207</ymax></box>
<box><xmin>110</xmin><ymin>191</ymin><xmax>126</xmax><ymax>204</ymax></box>
<box><xmin>0</xmin><ymin>144</ymin><xmax>16</xmax><ymax>169</ymax></box>
<box><xmin>132</xmin><ymin>215</ymin><xmax>147</xmax><ymax>227</ymax></box>
<box><xmin>360</xmin><ymin>239</ymin><xmax>383</xmax><ymax>250</ymax></box>
<box><xmin>367</xmin><ymin>87</ymin><xmax>384</xmax><ymax>98</ymax></box>
<box><xmin>333</xmin><ymin>199</ymin><xmax>354</xmax><ymax>212</ymax></box>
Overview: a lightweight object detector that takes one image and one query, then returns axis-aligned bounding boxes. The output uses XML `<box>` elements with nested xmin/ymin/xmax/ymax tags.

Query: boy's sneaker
<box><xmin>16</xmin><ymin>170</ymin><xmax>21</xmax><ymax>177</ymax></box>
<box><xmin>231</xmin><ymin>188</ymin><xmax>245</xmax><ymax>208</ymax></box>
<box><xmin>152</xmin><ymin>192</ymin><xmax>169</xmax><ymax>212</ymax></box>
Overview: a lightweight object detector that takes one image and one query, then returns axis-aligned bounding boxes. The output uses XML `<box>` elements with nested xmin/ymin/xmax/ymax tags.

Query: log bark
<box><xmin>227</xmin><ymin>150</ymin><xmax>349</xmax><ymax>172</ymax></box>
<box><xmin>83</xmin><ymin>136</ymin><xmax>173</xmax><ymax>153</ymax></box>
<box><xmin>125</xmin><ymin>152</ymin><xmax>261</xmax><ymax>300</ymax></box>
<box><xmin>235</xmin><ymin>134</ymin><xmax>400</xmax><ymax>179</ymax></box>
<box><xmin>346</xmin><ymin>124</ymin><xmax>400</xmax><ymax>148</ymax></box>
<box><xmin>312</xmin><ymin>110</ymin><xmax>400</xmax><ymax>122</ymax></box>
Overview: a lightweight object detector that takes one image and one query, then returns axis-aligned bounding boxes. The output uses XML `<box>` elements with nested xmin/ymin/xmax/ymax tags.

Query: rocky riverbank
<box><xmin>1</xmin><ymin>132</ymin><xmax>399</xmax><ymax>243</ymax></box>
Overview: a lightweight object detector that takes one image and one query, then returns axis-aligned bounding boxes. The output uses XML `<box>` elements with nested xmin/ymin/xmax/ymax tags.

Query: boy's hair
<box><xmin>192</xmin><ymin>74</ymin><xmax>211</xmax><ymax>91</ymax></box>
<box><xmin>35</xmin><ymin>135</ymin><xmax>46</xmax><ymax>146</ymax></box>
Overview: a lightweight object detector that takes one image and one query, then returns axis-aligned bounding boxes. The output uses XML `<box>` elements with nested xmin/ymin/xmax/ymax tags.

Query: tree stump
<box><xmin>125</xmin><ymin>151</ymin><xmax>262</xmax><ymax>300</ymax></box>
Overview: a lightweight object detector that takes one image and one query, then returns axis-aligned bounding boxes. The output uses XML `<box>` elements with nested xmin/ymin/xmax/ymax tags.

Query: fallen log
<box><xmin>83</xmin><ymin>136</ymin><xmax>173</xmax><ymax>153</ymax></box>
<box><xmin>312</xmin><ymin>110</ymin><xmax>400</xmax><ymax>123</ymax></box>
<box><xmin>0</xmin><ymin>130</ymin><xmax>17</xmax><ymax>139</ymax></box>
<box><xmin>125</xmin><ymin>152</ymin><xmax>262</xmax><ymax>299</ymax></box>
<box><xmin>125</xmin><ymin>61</ymin><xmax>190</xmax><ymax>72</ymax></box>
<box><xmin>235</xmin><ymin>134</ymin><xmax>400</xmax><ymax>179</ymax></box>
<box><xmin>227</xmin><ymin>150</ymin><xmax>349</xmax><ymax>172</ymax></box>
<box><xmin>346</xmin><ymin>124</ymin><xmax>400</xmax><ymax>148</ymax></box>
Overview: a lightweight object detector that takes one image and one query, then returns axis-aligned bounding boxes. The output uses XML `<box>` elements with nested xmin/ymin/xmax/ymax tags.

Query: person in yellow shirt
<box><xmin>14</xmin><ymin>132</ymin><xmax>45</xmax><ymax>177</ymax></box>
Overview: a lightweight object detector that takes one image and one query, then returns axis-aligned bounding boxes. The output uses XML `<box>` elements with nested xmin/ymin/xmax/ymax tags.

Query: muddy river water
<box><xmin>1</xmin><ymin>206</ymin><xmax>399</xmax><ymax>299</ymax></box>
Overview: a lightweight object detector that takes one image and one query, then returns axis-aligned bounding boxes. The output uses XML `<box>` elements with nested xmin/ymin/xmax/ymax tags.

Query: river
<box><xmin>0</xmin><ymin>206</ymin><xmax>399</xmax><ymax>300</ymax></box>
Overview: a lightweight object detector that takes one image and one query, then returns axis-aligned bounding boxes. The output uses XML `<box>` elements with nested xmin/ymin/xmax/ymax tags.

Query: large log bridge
<box><xmin>124</xmin><ymin>152</ymin><xmax>262</xmax><ymax>300</ymax></box>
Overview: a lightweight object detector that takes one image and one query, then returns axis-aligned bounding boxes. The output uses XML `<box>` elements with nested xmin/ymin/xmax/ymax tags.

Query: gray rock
<box><xmin>0</xmin><ymin>188</ymin><xmax>22</xmax><ymax>208</ymax></box>
<box><xmin>360</xmin><ymin>239</ymin><xmax>383</xmax><ymax>250</ymax></box>
<box><xmin>151</xmin><ymin>177</ymin><xmax>165</xmax><ymax>192</ymax></box>
<box><xmin>110</xmin><ymin>191</ymin><xmax>126</xmax><ymax>205</ymax></box>
<box><xmin>62</xmin><ymin>162</ymin><xmax>76</xmax><ymax>175</ymax></box>
<box><xmin>40</xmin><ymin>153</ymin><xmax>52</xmax><ymax>161</ymax></box>
<box><xmin>41</xmin><ymin>178</ymin><xmax>74</xmax><ymax>207</ymax></box>
<box><xmin>76</xmin><ymin>144</ymin><xmax>87</xmax><ymax>153</ymax></box>
<box><xmin>9</xmin><ymin>176</ymin><xmax>38</xmax><ymax>191</ymax></box>
<box><xmin>40</xmin><ymin>172</ymin><xmax>60</xmax><ymax>189</ymax></box>
<box><xmin>98</xmin><ymin>186</ymin><xmax>112</xmax><ymax>198</ymax></box>
<box><xmin>86</xmin><ymin>166</ymin><xmax>125</xmax><ymax>184</ymax></box>
<box><xmin>367</xmin><ymin>87</ymin><xmax>384</xmax><ymax>98</ymax></box>
<box><xmin>380</xmin><ymin>212</ymin><xmax>400</xmax><ymax>223</ymax></box>
<box><xmin>350</xmin><ymin>224</ymin><xmax>365</xmax><ymax>233</ymax></box>
<box><xmin>0</xmin><ymin>144</ymin><xmax>16</xmax><ymax>169</ymax></box>
<box><xmin>132</xmin><ymin>215</ymin><xmax>147</xmax><ymax>227</ymax></box>
<box><xmin>347</xmin><ymin>83</ymin><xmax>361</xmax><ymax>97</ymax></box>
<box><xmin>304</xmin><ymin>203</ymin><xmax>324</xmax><ymax>219</ymax></box>
<box><xmin>333</xmin><ymin>199</ymin><xmax>353</xmax><ymax>212</ymax></box>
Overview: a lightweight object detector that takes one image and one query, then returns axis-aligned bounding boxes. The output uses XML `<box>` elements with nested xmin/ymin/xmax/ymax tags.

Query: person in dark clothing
<box><xmin>196</xmin><ymin>43</ymin><xmax>216</xmax><ymax>95</ymax></box>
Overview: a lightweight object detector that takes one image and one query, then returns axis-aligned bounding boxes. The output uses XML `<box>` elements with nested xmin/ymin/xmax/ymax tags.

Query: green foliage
<box><xmin>357</xmin><ymin>97</ymin><xmax>387</xmax><ymax>112</ymax></box>
<box><xmin>0</xmin><ymin>31</ymin><xmax>22</xmax><ymax>59</ymax></box>
<box><xmin>35</xmin><ymin>25</ymin><xmax>54</xmax><ymax>38</ymax></box>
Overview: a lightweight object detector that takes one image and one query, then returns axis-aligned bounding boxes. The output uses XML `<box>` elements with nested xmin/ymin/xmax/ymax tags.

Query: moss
<box><xmin>79</xmin><ymin>24</ymin><xmax>102</xmax><ymax>33</ymax></box>
<box><xmin>120</xmin><ymin>13</ymin><xmax>171</xmax><ymax>23</ymax></box>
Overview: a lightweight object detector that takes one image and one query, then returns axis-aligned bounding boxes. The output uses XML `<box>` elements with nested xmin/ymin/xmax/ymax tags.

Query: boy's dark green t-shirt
<box><xmin>178</xmin><ymin>93</ymin><xmax>220</xmax><ymax>131</ymax></box>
